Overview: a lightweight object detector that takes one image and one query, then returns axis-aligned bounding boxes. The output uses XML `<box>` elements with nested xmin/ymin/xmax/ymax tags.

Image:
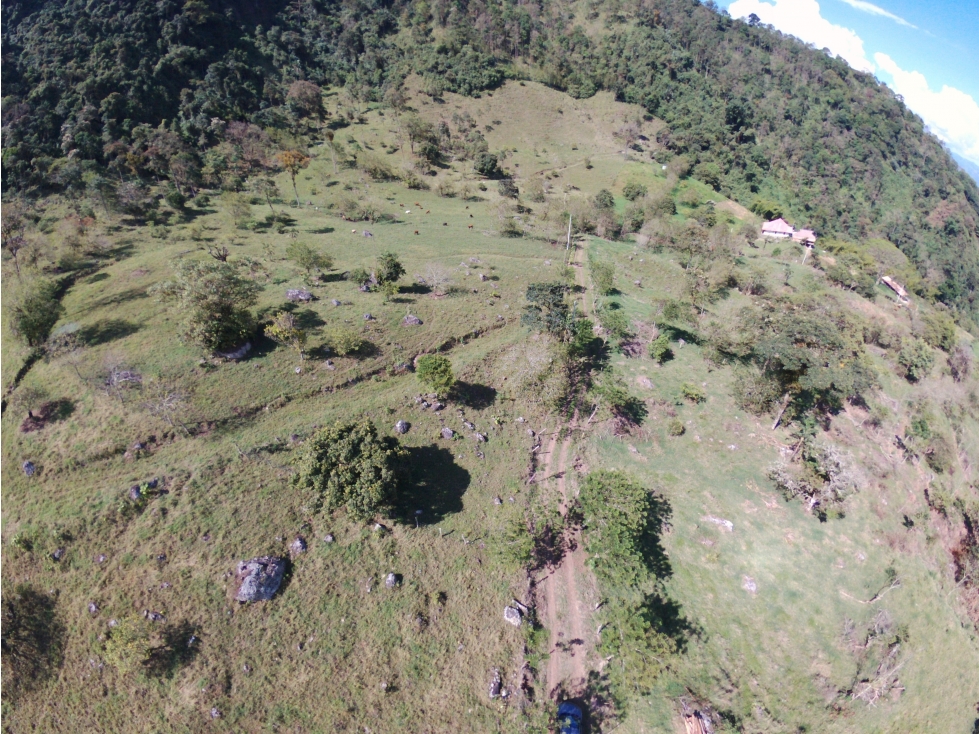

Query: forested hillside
<box><xmin>4</xmin><ymin>0</ymin><xmax>978</xmax><ymax>322</ymax></box>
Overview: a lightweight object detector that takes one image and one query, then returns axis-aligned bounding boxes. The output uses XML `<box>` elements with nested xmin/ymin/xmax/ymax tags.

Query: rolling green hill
<box><xmin>3</xmin><ymin>4</ymin><xmax>979</xmax><ymax>734</ymax></box>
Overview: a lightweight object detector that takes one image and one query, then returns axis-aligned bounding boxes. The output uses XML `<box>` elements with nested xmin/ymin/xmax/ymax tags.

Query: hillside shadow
<box><xmin>308</xmin><ymin>227</ymin><xmax>335</xmax><ymax>234</ymax></box>
<box><xmin>79</xmin><ymin>319</ymin><xmax>141</xmax><ymax>346</ymax></box>
<box><xmin>396</xmin><ymin>444</ymin><xmax>470</xmax><ymax>524</ymax></box>
<box><xmin>451</xmin><ymin>381</ymin><xmax>497</xmax><ymax>409</ymax></box>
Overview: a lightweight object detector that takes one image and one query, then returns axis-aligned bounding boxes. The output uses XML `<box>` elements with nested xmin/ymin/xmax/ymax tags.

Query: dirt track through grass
<box><xmin>541</xmin><ymin>240</ymin><xmax>598</xmax><ymax>698</ymax></box>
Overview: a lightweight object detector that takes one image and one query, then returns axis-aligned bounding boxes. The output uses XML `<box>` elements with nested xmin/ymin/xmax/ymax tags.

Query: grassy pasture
<box><xmin>582</xmin><ymin>236</ymin><xmax>979</xmax><ymax>732</ymax></box>
<box><xmin>3</xmin><ymin>80</ymin><xmax>978</xmax><ymax>733</ymax></box>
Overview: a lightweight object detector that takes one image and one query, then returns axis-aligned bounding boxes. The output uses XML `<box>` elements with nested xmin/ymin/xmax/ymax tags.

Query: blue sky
<box><xmin>721</xmin><ymin>0</ymin><xmax>979</xmax><ymax>165</ymax></box>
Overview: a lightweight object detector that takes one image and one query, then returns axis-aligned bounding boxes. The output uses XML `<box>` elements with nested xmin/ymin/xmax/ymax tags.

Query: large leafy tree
<box><xmin>292</xmin><ymin>421</ymin><xmax>407</xmax><ymax>522</ymax></box>
<box><xmin>10</xmin><ymin>279</ymin><xmax>64</xmax><ymax>347</ymax></box>
<box><xmin>153</xmin><ymin>260</ymin><xmax>261</xmax><ymax>353</ymax></box>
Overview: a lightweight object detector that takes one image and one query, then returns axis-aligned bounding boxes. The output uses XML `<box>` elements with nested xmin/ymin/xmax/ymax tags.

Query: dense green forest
<box><xmin>3</xmin><ymin>0</ymin><xmax>978</xmax><ymax>324</ymax></box>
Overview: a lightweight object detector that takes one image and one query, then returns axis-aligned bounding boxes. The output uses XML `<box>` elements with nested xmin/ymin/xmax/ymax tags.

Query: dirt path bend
<box><xmin>540</xmin><ymin>240</ymin><xmax>598</xmax><ymax>699</ymax></box>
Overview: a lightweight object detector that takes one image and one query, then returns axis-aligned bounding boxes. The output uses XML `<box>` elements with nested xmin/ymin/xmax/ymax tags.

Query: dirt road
<box><xmin>540</xmin><ymin>240</ymin><xmax>597</xmax><ymax>699</ymax></box>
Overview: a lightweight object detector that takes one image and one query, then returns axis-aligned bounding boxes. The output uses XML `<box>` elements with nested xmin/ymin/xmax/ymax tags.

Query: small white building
<box><xmin>761</xmin><ymin>218</ymin><xmax>794</xmax><ymax>239</ymax></box>
<box><xmin>792</xmin><ymin>228</ymin><xmax>817</xmax><ymax>246</ymax></box>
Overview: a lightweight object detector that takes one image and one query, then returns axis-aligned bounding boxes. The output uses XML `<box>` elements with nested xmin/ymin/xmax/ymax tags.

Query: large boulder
<box><xmin>503</xmin><ymin>605</ymin><xmax>522</xmax><ymax>627</ymax></box>
<box><xmin>235</xmin><ymin>556</ymin><xmax>286</xmax><ymax>602</ymax></box>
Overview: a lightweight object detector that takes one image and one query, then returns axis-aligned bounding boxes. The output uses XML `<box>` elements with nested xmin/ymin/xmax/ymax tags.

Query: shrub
<box><xmin>400</xmin><ymin>167</ymin><xmax>429</xmax><ymax>190</ymax></box>
<box><xmin>732</xmin><ymin>367</ymin><xmax>781</xmax><ymax>414</ymax></box>
<box><xmin>925</xmin><ymin>434</ymin><xmax>955</xmax><ymax>474</ymax></box>
<box><xmin>416</xmin><ymin>354</ymin><xmax>455</xmax><ymax>398</ymax></box>
<box><xmin>264</xmin><ymin>312</ymin><xmax>308</xmax><ymax>360</ymax></box>
<box><xmin>623</xmin><ymin>182</ymin><xmax>647</xmax><ymax>201</ymax></box>
<box><xmin>681</xmin><ymin>383</ymin><xmax>706</xmax><ymax>403</ymax></box>
<box><xmin>649</xmin><ymin>334</ymin><xmax>672</xmax><ymax>363</ymax></box>
<box><xmin>525</xmin><ymin>177</ymin><xmax>546</xmax><ymax>202</ymax></box>
<box><xmin>474</xmin><ymin>152</ymin><xmax>501</xmax><ymax>178</ymax></box>
<box><xmin>497</xmin><ymin>177</ymin><xmax>518</xmax><ymax>199</ymax></box>
<box><xmin>897</xmin><ymin>338</ymin><xmax>934</xmax><ymax>382</ymax></box>
<box><xmin>667</xmin><ymin>418</ymin><xmax>685</xmax><ymax>436</ymax></box>
<box><xmin>769</xmin><ymin>441</ymin><xmax>862</xmax><ymax>510</ymax></box>
<box><xmin>694</xmin><ymin>162</ymin><xmax>723</xmax><ymax>190</ymax></box>
<box><xmin>10</xmin><ymin>279</ymin><xmax>64</xmax><ymax>347</ymax></box>
<box><xmin>286</xmin><ymin>242</ymin><xmax>333</xmax><ymax>274</ymax></box>
<box><xmin>347</xmin><ymin>268</ymin><xmax>371</xmax><ymax>288</ymax></box>
<box><xmin>152</xmin><ymin>260</ymin><xmax>261</xmax><ymax>353</ymax></box>
<box><xmin>375</xmin><ymin>253</ymin><xmax>405</xmax><ymax>285</ymax></box>
<box><xmin>357</xmin><ymin>152</ymin><xmax>395</xmax><ymax>181</ymax></box>
<box><xmin>919</xmin><ymin>310</ymin><xmax>956</xmax><ymax>352</ymax></box>
<box><xmin>590</xmin><ymin>260</ymin><xmax>615</xmax><ymax>295</ymax></box>
<box><xmin>648</xmin><ymin>193</ymin><xmax>676</xmax><ymax>217</ymax></box>
<box><xmin>434</xmin><ymin>180</ymin><xmax>456</xmax><ymax>198</ymax></box>
<box><xmin>596</xmin><ymin>304</ymin><xmax>630</xmax><ymax>340</ymax></box>
<box><xmin>593</xmin><ymin>189</ymin><xmax>615</xmax><ymax>210</ymax></box>
<box><xmin>292</xmin><ymin>420</ymin><xmax>407</xmax><ymax>521</ymax></box>
<box><xmin>323</xmin><ymin>326</ymin><xmax>363</xmax><ymax>356</ymax></box>
<box><xmin>948</xmin><ymin>344</ymin><xmax>973</xmax><ymax>382</ymax></box>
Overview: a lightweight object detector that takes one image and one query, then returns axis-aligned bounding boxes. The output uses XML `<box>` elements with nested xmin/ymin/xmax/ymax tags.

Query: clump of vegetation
<box><xmin>358</xmin><ymin>152</ymin><xmax>396</xmax><ymax>181</ymax></box>
<box><xmin>897</xmin><ymin>338</ymin><xmax>934</xmax><ymax>382</ymax></box>
<box><xmin>292</xmin><ymin>420</ymin><xmax>407</xmax><ymax>521</ymax></box>
<box><xmin>681</xmin><ymin>383</ymin><xmax>706</xmax><ymax>403</ymax></box>
<box><xmin>416</xmin><ymin>355</ymin><xmax>455</xmax><ymax>398</ymax></box>
<box><xmin>648</xmin><ymin>334</ymin><xmax>672</xmax><ymax>363</ymax></box>
<box><xmin>152</xmin><ymin>260</ymin><xmax>261</xmax><ymax>353</ymax></box>
<box><xmin>918</xmin><ymin>310</ymin><xmax>957</xmax><ymax>352</ymax></box>
<box><xmin>589</xmin><ymin>259</ymin><xmax>615</xmax><ymax>295</ymax></box>
<box><xmin>264</xmin><ymin>312</ymin><xmax>308</xmax><ymax>361</ymax></box>
<box><xmin>623</xmin><ymin>182</ymin><xmax>647</xmax><ymax>201</ymax></box>
<box><xmin>578</xmin><ymin>471</ymin><xmax>682</xmax><ymax>696</ymax></box>
<box><xmin>10</xmin><ymin>279</ymin><xmax>64</xmax><ymax>347</ymax></box>
<box><xmin>286</xmin><ymin>242</ymin><xmax>333</xmax><ymax>276</ymax></box>
<box><xmin>667</xmin><ymin>418</ymin><xmax>685</xmax><ymax>436</ymax></box>
<box><xmin>323</xmin><ymin>326</ymin><xmax>363</xmax><ymax>357</ymax></box>
<box><xmin>769</xmin><ymin>434</ymin><xmax>862</xmax><ymax>515</ymax></box>
<box><xmin>593</xmin><ymin>188</ymin><xmax>615</xmax><ymax>210</ymax></box>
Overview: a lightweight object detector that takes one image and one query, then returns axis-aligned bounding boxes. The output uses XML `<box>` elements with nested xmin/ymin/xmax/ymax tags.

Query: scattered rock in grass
<box><xmin>294</xmin><ymin>366</ymin><xmax>302</xmax><ymax>374</ymax></box>
<box><xmin>403</xmin><ymin>314</ymin><xmax>423</xmax><ymax>326</ymax></box>
<box><xmin>385</xmin><ymin>573</ymin><xmax>399</xmax><ymax>589</ymax></box>
<box><xmin>634</xmin><ymin>279</ymin><xmax>642</xmax><ymax>287</ymax></box>
<box><xmin>143</xmin><ymin>609</ymin><xmax>166</xmax><ymax>622</ymax></box>
<box><xmin>527</xmin><ymin>429</ymin><xmax>535</xmax><ymax>437</ymax></box>
<box><xmin>431</xmin><ymin>402</ymin><xmax>445</xmax><ymax>411</ymax></box>
<box><xmin>216</xmin><ymin>342</ymin><xmax>251</xmax><ymax>360</ymax></box>
<box><xmin>463</xmin><ymin>420</ymin><xmax>475</xmax><ymax>431</ymax></box>
<box><xmin>210</xmin><ymin>708</ymin><xmax>222</xmax><ymax>719</ymax></box>
<box><xmin>637</xmin><ymin>376</ymin><xmax>653</xmax><ymax>389</ymax></box>
<box><xmin>160</xmin><ymin>582</ymin><xmax>171</xmax><ymax>589</ymax></box>
<box><xmin>22</xmin><ymin>461</ymin><xmax>36</xmax><ymax>476</ymax></box>
<box><xmin>108</xmin><ymin>619</ymin><xmax>118</xmax><ymax>627</ymax></box>
<box><xmin>703</xmin><ymin>515</ymin><xmax>734</xmax><ymax>532</ymax></box>
<box><xmin>742</xmin><ymin>576</ymin><xmax>757</xmax><ymax>594</ymax></box>
<box><xmin>290</xmin><ymin>537</ymin><xmax>308</xmax><ymax>557</ymax></box>
<box><xmin>331</xmin><ymin>299</ymin><xmax>342</xmax><ymax>306</ymax></box>
<box><xmin>88</xmin><ymin>602</ymin><xmax>99</xmax><ymax>615</ymax></box>
<box><xmin>364</xmin><ymin>313</ymin><xmax>374</xmax><ymax>320</ymax></box>
<box><xmin>421</xmin><ymin>401</ymin><xmax>430</xmax><ymax>409</ymax></box>
<box><xmin>286</xmin><ymin>288</ymin><xmax>313</xmax><ymax>303</ymax></box>
<box><xmin>373</xmin><ymin>523</ymin><xmax>388</xmax><ymax>533</ymax></box>
<box><xmin>52</xmin><ymin>548</ymin><xmax>65</xmax><ymax>562</ymax></box>
<box><xmin>234</xmin><ymin>556</ymin><xmax>286</xmax><ymax>602</ymax></box>
<box><xmin>324</xmin><ymin>360</ymin><xmax>335</xmax><ymax>370</ymax></box>
<box><xmin>323</xmin><ymin>534</ymin><xmax>335</xmax><ymax>544</ymax></box>
<box><xmin>95</xmin><ymin>554</ymin><xmax>107</xmax><ymax>564</ymax></box>
<box><xmin>503</xmin><ymin>605</ymin><xmax>522</xmax><ymax>627</ymax></box>
<box><xmin>156</xmin><ymin>554</ymin><xmax>167</xmax><ymax>562</ymax></box>
<box><xmin>441</xmin><ymin>427</ymin><xmax>455</xmax><ymax>440</ymax></box>
<box><xmin>474</xmin><ymin>432</ymin><xmax>487</xmax><ymax>443</ymax></box>
<box><xmin>493</xmin><ymin>496</ymin><xmax>503</xmax><ymax>505</ymax></box>
<box><xmin>395</xmin><ymin>420</ymin><xmax>410</xmax><ymax>434</ymax></box>
<box><xmin>516</xmin><ymin>417</ymin><xmax>525</xmax><ymax>423</ymax></box>
<box><xmin>479</xmin><ymin>273</ymin><xmax>487</xmax><ymax>282</ymax></box>
<box><xmin>489</xmin><ymin>668</ymin><xmax>502</xmax><ymax>698</ymax></box>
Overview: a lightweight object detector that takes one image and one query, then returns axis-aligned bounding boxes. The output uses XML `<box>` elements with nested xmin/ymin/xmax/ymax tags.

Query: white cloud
<box><xmin>729</xmin><ymin>0</ymin><xmax>875</xmax><ymax>72</ymax></box>
<box><xmin>837</xmin><ymin>0</ymin><xmax>916</xmax><ymax>28</ymax></box>
<box><xmin>874</xmin><ymin>53</ymin><xmax>979</xmax><ymax>165</ymax></box>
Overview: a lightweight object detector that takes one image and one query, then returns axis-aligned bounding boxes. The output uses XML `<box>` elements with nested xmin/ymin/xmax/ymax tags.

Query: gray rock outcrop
<box><xmin>235</xmin><ymin>556</ymin><xmax>286</xmax><ymax>602</ymax></box>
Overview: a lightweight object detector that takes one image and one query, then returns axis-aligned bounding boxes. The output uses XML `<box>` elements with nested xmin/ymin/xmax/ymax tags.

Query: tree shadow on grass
<box><xmin>79</xmin><ymin>319</ymin><xmax>141</xmax><ymax>346</ymax></box>
<box><xmin>144</xmin><ymin>620</ymin><xmax>202</xmax><ymax>679</ymax></box>
<box><xmin>451</xmin><ymin>381</ymin><xmax>497</xmax><ymax>409</ymax></box>
<box><xmin>0</xmin><ymin>584</ymin><xmax>65</xmax><ymax>701</ymax></box>
<box><xmin>396</xmin><ymin>444</ymin><xmax>470</xmax><ymax>524</ymax></box>
<box><xmin>20</xmin><ymin>399</ymin><xmax>75</xmax><ymax>433</ymax></box>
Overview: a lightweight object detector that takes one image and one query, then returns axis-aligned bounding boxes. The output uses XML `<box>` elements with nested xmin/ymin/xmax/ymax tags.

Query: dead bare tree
<box><xmin>143</xmin><ymin>382</ymin><xmax>190</xmax><ymax>434</ymax></box>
